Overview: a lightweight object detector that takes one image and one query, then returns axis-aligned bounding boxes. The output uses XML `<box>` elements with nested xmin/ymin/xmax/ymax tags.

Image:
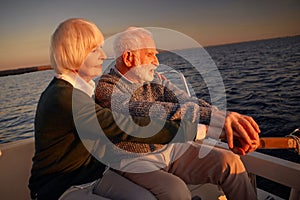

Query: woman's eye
<box><xmin>92</xmin><ymin>45</ymin><xmax>102</xmax><ymax>53</ymax></box>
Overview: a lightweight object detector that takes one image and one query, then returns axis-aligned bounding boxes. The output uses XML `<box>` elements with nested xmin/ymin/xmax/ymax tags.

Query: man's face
<box><xmin>130</xmin><ymin>37</ymin><xmax>159</xmax><ymax>83</ymax></box>
<box><xmin>130</xmin><ymin>47</ymin><xmax>159</xmax><ymax>83</ymax></box>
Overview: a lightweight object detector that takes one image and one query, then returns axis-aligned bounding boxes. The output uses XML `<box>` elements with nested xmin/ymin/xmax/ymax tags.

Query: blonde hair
<box><xmin>50</xmin><ymin>18</ymin><xmax>103</xmax><ymax>74</ymax></box>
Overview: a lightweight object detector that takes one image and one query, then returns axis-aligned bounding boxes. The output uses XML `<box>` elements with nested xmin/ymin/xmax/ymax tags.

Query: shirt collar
<box><xmin>55</xmin><ymin>71</ymin><xmax>95</xmax><ymax>97</ymax></box>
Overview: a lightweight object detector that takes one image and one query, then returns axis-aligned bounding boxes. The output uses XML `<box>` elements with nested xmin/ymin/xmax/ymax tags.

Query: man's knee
<box><xmin>121</xmin><ymin>170</ymin><xmax>191</xmax><ymax>200</ymax></box>
<box><xmin>157</xmin><ymin>175</ymin><xmax>191</xmax><ymax>200</ymax></box>
<box><xmin>94</xmin><ymin>170</ymin><xmax>156</xmax><ymax>200</ymax></box>
<box><xmin>219</xmin><ymin>150</ymin><xmax>246</xmax><ymax>175</ymax></box>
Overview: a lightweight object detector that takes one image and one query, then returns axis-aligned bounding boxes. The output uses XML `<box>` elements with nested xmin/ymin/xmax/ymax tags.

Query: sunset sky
<box><xmin>0</xmin><ymin>0</ymin><xmax>299</xmax><ymax>70</ymax></box>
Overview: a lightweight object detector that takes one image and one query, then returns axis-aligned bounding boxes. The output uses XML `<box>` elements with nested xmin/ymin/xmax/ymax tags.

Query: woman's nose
<box><xmin>100</xmin><ymin>50</ymin><xmax>107</xmax><ymax>60</ymax></box>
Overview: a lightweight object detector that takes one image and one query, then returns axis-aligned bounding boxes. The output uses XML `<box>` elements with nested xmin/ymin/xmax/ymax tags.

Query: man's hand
<box><xmin>225</xmin><ymin>111</ymin><xmax>260</xmax><ymax>155</ymax></box>
<box><xmin>210</xmin><ymin>110</ymin><xmax>261</xmax><ymax>155</ymax></box>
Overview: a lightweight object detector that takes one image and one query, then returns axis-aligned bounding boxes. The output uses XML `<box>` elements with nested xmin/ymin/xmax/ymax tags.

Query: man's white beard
<box><xmin>128</xmin><ymin>64</ymin><xmax>156</xmax><ymax>83</ymax></box>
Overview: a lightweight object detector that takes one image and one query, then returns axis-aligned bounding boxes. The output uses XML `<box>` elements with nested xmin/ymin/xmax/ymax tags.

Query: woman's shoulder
<box><xmin>39</xmin><ymin>78</ymin><xmax>73</xmax><ymax>106</ymax></box>
<box><xmin>44</xmin><ymin>78</ymin><xmax>73</xmax><ymax>96</ymax></box>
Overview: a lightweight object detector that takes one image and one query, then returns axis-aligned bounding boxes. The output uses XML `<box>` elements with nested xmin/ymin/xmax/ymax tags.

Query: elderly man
<box><xmin>95</xmin><ymin>27</ymin><xmax>260</xmax><ymax>200</ymax></box>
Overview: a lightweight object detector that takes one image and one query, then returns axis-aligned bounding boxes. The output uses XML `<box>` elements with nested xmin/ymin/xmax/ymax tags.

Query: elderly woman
<box><xmin>28</xmin><ymin>18</ymin><xmax>193</xmax><ymax>200</ymax></box>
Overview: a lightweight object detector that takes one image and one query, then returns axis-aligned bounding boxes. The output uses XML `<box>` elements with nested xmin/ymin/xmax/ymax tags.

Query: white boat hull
<box><xmin>0</xmin><ymin>138</ymin><xmax>299</xmax><ymax>200</ymax></box>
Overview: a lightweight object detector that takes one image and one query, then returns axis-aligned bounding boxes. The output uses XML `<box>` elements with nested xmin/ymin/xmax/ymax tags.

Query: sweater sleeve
<box><xmin>95</xmin><ymin>77</ymin><xmax>179</xmax><ymax>120</ymax></box>
<box><xmin>95</xmin><ymin>73</ymin><xmax>212</xmax><ymax>125</ymax></box>
<box><xmin>73</xmin><ymin>88</ymin><xmax>197</xmax><ymax>145</ymax></box>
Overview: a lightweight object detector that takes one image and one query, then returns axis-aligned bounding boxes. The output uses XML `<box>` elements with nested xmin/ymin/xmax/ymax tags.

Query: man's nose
<box><xmin>152</xmin><ymin>56</ymin><xmax>159</xmax><ymax>66</ymax></box>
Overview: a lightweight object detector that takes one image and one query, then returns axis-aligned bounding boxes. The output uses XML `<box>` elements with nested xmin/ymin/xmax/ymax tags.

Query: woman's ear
<box><xmin>122</xmin><ymin>51</ymin><xmax>134</xmax><ymax>67</ymax></box>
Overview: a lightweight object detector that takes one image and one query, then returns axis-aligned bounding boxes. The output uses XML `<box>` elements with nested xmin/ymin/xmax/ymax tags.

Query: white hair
<box><xmin>113</xmin><ymin>27</ymin><xmax>153</xmax><ymax>59</ymax></box>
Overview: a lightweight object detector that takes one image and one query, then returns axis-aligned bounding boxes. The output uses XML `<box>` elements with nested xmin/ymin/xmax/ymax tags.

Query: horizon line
<box><xmin>1</xmin><ymin>34</ymin><xmax>299</xmax><ymax>73</ymax></box>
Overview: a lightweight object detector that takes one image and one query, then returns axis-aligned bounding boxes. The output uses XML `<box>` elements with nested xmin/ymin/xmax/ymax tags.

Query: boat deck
<box><xmin>0</xmin><ymin>138</ymin><xmax>299</xmax><ymax>200</ymax></box>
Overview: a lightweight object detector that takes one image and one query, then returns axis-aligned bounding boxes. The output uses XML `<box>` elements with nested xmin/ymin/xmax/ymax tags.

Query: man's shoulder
<box><xmin>98</xmin><ymin>68</ymin><xmax>120</xmax><ymax>84</ymax></box>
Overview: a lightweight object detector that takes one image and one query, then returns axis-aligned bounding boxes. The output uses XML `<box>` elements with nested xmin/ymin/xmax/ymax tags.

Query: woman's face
<box><xmin>78</xmin><ymin>44</ymin><xmax>107</xmax><ymax>82</ymax></box>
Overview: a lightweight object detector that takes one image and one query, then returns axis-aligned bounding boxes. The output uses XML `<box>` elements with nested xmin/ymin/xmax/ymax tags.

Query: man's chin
<box><xmin>146</xmin><ymin>75</ymin><xmax>154</xmax><ymax>82</ymax></box>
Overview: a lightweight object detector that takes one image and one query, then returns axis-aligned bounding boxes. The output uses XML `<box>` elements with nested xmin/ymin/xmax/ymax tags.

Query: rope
<box><xmin>285</xmin><ymin>128</ymin><xmax>300</xmax><ymax>155</ymax></box>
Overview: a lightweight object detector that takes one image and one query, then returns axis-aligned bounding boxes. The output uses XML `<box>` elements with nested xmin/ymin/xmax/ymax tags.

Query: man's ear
<box><xmin>122</xmin><ymin>51</ymin><xmax>134</xmax><ymax>67</ymax></box>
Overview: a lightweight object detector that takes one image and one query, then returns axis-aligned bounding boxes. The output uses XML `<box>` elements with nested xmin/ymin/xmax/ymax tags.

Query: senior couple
<box><xmin>29</xmin><ymin>18</ymin><xmax>260</xmax><ymax>200</ymax></box>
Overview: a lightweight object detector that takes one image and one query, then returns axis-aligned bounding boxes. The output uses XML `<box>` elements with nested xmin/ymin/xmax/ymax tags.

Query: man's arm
<box><xmin>96</xmin><ymin>73</ymin><xmax>260</xmax><ymax>154</ymax></box>
<box><xmin>95</xmin><ymin>74</ymin><xmax>213</xmax><ymax>124</ymax></box>
<box><xmin>74</xmin><ymin>88</ymin><xmax>197</xmax><ymax>144</ymax></box>
<box><xmin>160</xmin><ymin>76</ymin><xmax>261</xmax><ymax>154</ymax></box>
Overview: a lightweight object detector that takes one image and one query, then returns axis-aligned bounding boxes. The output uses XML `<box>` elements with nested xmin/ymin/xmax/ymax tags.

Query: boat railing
<box><xmin>1</xmin><ymin>137</ymin><xmax>299</xmax><ymax>200</ymax></box>
<box><xmin>210</xmin><ymin>139</ymin><xmax>300</xmax><ymax>200</ymax></box>
<box><xmin>159</xmin><ymin>70</ymin><xmax>300</xmax><ymax>200</ymax></box>
<box><xmin>159</xmin><ymin>70</ymin><xmax>192</xmax><ymax>97</ymax></box>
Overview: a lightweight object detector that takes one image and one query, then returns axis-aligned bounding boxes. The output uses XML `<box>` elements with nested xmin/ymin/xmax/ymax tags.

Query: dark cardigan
<box><xmin>29</xmin><ymin>77</ymin><xmax>196</xmax><ymax>199</ymax></box>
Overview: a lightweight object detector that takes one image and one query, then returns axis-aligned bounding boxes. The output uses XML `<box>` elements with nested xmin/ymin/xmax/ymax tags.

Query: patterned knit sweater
<box><xmin>95</xmin><ymin>68</ymin><xmax>213</xmax><ymax>153</ymax></box>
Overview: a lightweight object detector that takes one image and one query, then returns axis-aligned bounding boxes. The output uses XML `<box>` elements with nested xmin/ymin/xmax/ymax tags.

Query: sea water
<box><xmin>1</xmin><ymin>35</ymin><xmax>299</xmax><ymax>198</ymax></box>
